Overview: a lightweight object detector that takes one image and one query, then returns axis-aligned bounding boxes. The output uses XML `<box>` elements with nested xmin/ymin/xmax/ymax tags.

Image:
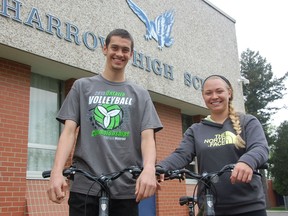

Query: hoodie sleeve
<box><xmin>158</xmin><ymin>127</ymin><xmax>196</xmax><ymax>170</ymax></box>
<box><xmin>238</xmin><ymin>114</ymin><xmax>269</xmax><ymax>169</ymax></box>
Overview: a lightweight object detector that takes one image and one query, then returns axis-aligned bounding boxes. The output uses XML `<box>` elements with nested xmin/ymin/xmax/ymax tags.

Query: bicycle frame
<box><xmin>163</xmin><ymin>163</ymin><xmax>264</xmax><ymax>216</ymax></box>
<box><xmin>43</xmin><ymin>166</ymin><xmax>165</xmax><ymax>216</ymax></box>
<box><xmin>43</xmin><ymin>166</ymin><xmax>141</xmax><ymax>216</ymax></box>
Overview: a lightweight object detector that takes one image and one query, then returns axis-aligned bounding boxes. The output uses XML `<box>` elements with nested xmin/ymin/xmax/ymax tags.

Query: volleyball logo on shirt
<box><xmin>92</xmin><ymin>104</ymin><xmax>123</xmax><ymax>130</ymax></box>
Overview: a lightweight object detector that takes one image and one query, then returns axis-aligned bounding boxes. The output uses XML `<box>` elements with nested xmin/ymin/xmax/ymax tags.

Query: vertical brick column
<box><xmin>0</xmin><ymin>58</ymin><xmax>31</xmax><ymax>215</ymax></box>
<box><xmin>155</xmin><ymin>103</ymin><xmax>188</xmax><ymax>216</ymax></box>
<box><xmin>64</xmin><ymin>78</ymin><xmax>76</xmax><ymax>96</ymax></box>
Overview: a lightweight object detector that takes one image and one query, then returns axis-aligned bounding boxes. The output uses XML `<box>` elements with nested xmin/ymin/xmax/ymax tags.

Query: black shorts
<box><xmin>68</xmin><ymin>191</ymin><xmax>138</xmax><ymax>216</ymax></box>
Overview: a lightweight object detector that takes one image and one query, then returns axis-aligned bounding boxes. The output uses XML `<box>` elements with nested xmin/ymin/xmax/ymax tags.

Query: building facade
<box><xmin>0</xmin><ymin>0</ymin><xmax>244</xmax><ymax>215</ymax></box>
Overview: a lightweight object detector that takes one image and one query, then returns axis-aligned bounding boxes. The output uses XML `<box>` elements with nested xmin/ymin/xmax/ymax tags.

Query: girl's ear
<box><xmin>228</xmin><ymin>88</ymin><xmax>233</xmax><ymax>100</ymax></box>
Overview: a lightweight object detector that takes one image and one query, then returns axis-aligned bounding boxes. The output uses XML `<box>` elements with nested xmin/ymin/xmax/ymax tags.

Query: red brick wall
<box><xmin>0</xmin><ymin>58</ymin><xmax>277</xmax><ymax>215</ymax></box>
<box><xmin>26</xmin><ymin>180</ymin><xmax>69</xmax><ymax>216</ymax></box>
<box><xmin>0</xmin><ymin>61</ymin><xmax>192</xmax><ymax>215</ymax></box>
<box><xmin>25</xmin><ymin>78</ymin><xmax>76</xmax><ymax>216</ymax></box>
<box><xmin>267</xmin><ymin>179</ymin><xmax>277</xmax><ymax>207</ymax></box>
<box><xmin>155</xmin><ymin>103</ymin><xmax>188</xmax><ymax>216</ymax></box>
<box><xmin>0</xmin><ymin>58</ymin><xmax>31</xmax><ymax>216</ymax></box>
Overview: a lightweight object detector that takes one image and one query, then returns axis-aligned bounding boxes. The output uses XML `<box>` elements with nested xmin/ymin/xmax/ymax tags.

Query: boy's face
<box><xmin>103</xmin><ymin>36</ymin><xmax>133</xmax><ymax>72</ymax></box>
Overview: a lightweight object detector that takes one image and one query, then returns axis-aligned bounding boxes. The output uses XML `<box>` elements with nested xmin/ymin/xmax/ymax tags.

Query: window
<box><xmin>27</xmin><ymin>73</ymin><xmax>63</xmax><ymax>179</ymax></box>
<box><xmin>182</xmin><ymin>114</ymin><xmax>198</xmax><ymax>183</ymax></box>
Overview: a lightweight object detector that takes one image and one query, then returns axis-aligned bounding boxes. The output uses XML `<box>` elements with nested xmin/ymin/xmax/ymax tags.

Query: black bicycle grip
<box><xmin>179</xmin><ymin>196</ymin><xmax>196</xmax><ymax>206</ymax></box>
<box><xmin>42</xmin><ymin>168</ymin><xmax>74</xmax><ymax>178</ymax></box>
<box><xmin>42</xmin><ymin>170</ymin><xmax>51</xmax><ymax>178</ymax></box>
<box><xmin>155</xmin><ymin>167</ymin><xmax>168</xmax><ymax>175</ymax></box>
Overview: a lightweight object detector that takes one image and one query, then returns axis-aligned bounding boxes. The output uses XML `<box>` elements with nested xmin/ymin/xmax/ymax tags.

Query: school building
<box><xmin>0</xmin><ymin>0</ymin><xmax>246</xmax><ymax>215</ymax></box>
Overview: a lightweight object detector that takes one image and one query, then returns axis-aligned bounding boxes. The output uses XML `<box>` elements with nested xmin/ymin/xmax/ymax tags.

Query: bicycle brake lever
<box><xmin>63</xmin><ymin>167</ymin><xmax>76</xmax><ymax>180</ymax></box>
<box><xmin>225</xmin><ymin>164</ymin><xmax>235</xmax><ymax>171</ymax></box>
<box><xmin>179</xmin><ymin>175</ymin><xmax>185</xmax><ymax>182</ymax></box>
<box><xmin>129</xmin><ymin>167</ymin><xmax>142</xmax><ymax>179</ymax></box>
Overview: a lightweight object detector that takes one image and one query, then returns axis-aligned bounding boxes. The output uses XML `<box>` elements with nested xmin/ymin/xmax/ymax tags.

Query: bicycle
<box><xmin>42</xmin><ymin>166</ymin><xmax>165</xmax><ymax>216</ymax></box>
<box><xmin>162</xmin><ymin>163</ymin><xmax>267</xmax><ymax>216</ymax></box>
<box><xmin>179</xmin><ymin>195</ymin><xmax>197</xmax><ymax>216</ymax></box>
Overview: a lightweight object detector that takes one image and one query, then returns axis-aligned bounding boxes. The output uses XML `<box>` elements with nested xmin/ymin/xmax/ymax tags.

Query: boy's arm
<box><xmin>47</xmin><ymin>120</ymin><xmax>77</xmax><ymax>203</ymax></box>
<box><xmin>135</xmin><ymin>128</ymin><xmax>157</xmax><ymax>202</ymax></box>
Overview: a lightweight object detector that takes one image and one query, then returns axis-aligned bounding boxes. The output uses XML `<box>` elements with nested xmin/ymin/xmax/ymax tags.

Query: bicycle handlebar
<box><xmin>42</xmin><ymin>163</ymin><xmax>267</xmax><ymax>181</ymax></box>
<box><xmin>162</xmin><ymin>163</ymin><xmax>267</xmax><ymax>216</ymax></box>
<box><xmin>42</xmin><ymin>166</ymin><xmax>166</xmax><ymax>216</ymax></box>
<box><xmin>42</xmin><ymin>166</ymin><xmax>167</xmax><ymax>181</ymax></box>
<box><xmin>163</xmin><ymin>163</ymin><xmax>264</xmax><ymax>182</ymax></box>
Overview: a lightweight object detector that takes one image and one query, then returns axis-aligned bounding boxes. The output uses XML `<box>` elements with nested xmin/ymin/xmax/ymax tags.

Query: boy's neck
<box><xmin>102</xmin><ymin>68</ymin><xmax>125</xmax><ymax>82</ymax></box>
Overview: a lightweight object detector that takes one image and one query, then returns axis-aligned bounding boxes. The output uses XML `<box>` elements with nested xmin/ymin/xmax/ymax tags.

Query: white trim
<box><xmin>202</xmin><ymin>0</ymin><xmax>236</xmax><ymax>23</ymax></box>
<box><xmin>27</xmin><ymin>143</ymin><xmax>56</xmax><ymax>179</ymax></box>
<box><xmin>28</xmin><ymin>142</ymin><xmax>57</xmax><ymax>150</ymax></box>
<box><xmin>185</xmin><ymin>179</ymin><xmax>198</xmax><ymax>185</ymax></box>
<box><xmin>27</xmin><ymin>171</ymin><xmax>47</xmax><ymax>180</ymax></box>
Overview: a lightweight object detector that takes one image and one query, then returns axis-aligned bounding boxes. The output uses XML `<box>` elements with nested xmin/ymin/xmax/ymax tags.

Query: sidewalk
<box><xmin>267</xmin><ymin>210</ymin><xmax>288</xmax><ymax>216</ymax></box>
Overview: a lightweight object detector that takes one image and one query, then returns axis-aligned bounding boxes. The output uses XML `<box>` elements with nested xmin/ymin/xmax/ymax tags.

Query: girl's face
<box><xmin>202</xmin><ymin>78</ymin><xmax>232</xmax><ymax>115</ymax></box>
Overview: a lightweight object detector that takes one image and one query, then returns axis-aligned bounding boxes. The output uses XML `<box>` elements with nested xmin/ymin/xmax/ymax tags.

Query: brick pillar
<box><xmin>0</xmin><ymin>58</ymin><xmax>31</xmax><ymax>215</ymax></box>
<box><xmin>64</xmin><ymin>78</ymin><xmax>76</xmax><ymax>96</ymax></box>
<box><xmin>155</xmin><ymin>103</ymin><xmax>188</xmax><ymax>216</ymax></box>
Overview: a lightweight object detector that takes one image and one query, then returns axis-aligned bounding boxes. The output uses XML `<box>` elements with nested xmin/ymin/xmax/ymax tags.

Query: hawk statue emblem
<box><xmin>126</xmin><ymin>0</ymin><xmax>175</xmax><ymax>50</ymax></box>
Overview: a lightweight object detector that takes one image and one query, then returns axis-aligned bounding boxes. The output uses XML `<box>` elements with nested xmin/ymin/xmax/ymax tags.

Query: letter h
<box><xmin>0</xmin><ymin>0</ymin><xmax>22</xmax><ymax>22</ymax></box>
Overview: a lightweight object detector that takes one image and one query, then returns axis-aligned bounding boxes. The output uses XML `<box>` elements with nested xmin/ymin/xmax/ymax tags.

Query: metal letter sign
<box><xmin>126</xmin><ymin>0</ymin><xmax>175</xmax><ymax>50</ymax></box>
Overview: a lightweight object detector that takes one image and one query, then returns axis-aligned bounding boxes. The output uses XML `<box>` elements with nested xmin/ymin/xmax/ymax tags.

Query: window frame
<box><xmin>26</xmin><ymin>73</ymin><xmax>63</xmax><ymax>179</ymax></box>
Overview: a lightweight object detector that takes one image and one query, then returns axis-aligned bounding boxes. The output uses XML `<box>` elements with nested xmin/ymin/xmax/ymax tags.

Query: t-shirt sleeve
<box><xmin>56</xmin><ymin>81</ymin><xmax>80</xmax><ymax>125</ymax></box>
<box><xmin>141</xmin><ymin>93</ymin><xmax>163</xmax><ymax>133</ymax></box>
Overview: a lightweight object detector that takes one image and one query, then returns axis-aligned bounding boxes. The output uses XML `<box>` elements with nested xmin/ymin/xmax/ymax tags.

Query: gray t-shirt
<box><xmin>57</xmin><ymin>74</ymin><xmax>163</xmax><ymax>199</ymax></box>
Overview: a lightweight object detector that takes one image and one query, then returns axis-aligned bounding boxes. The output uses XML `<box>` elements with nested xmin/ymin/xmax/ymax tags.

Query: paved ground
<box><xmin>267</xmin><ymin>210</ymin><xmax>288</xmax><ymax>216</ymax></box>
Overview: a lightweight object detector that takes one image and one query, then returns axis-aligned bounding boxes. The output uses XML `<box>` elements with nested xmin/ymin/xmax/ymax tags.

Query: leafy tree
<box><xmin>270</xmin><ymin>121</ymin><xmax>288</xmax><ymax>196</ymax></box>
<box><xmin>240</xmin><ymin>49</ymin><xmax>288</xmax><ymax>132</ymax></box>
<box><xmin>240</xmin><ymin>49</ymin><xmax>288</xmax><ymax>207</ymax></box>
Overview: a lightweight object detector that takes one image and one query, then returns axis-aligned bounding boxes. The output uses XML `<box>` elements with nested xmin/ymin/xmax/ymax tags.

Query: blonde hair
<box><xmin>228</xmin><ymin>101</ymin><xmax>246</xmax><ymax>149</ymax></box>
<box><xmin>203</xmin><ymin>75</ymin><xmax>246</xmax><ymax>149</ymax></box>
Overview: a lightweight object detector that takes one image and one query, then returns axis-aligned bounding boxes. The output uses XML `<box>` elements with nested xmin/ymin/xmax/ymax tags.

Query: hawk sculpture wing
<box><xmin>155</xmin><ymin>10</ymin><xmax>175</xmax><ymax>49</ymax></box>
<box><xmin>126</xmin><ymin>0</ymin><xmax>153</xmax><ymax>39</ymax></box>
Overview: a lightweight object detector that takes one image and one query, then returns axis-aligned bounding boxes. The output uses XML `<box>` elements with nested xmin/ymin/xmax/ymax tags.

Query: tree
<box><xmin>240</xmin><ymin>49</ymin><xmax>288</xmax><ymax>208</ymax></box>
<box><xmin>270</xmin><ymin>121</ymin><xmax>288</xmax><ymax>196</ymax></box>
<box><xmin>240</xmin><ymin>49</ymin><xmax>288</xmax><ymax>132</ymax></box>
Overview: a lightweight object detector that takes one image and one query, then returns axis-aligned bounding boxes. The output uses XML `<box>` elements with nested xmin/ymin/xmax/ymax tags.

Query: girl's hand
<box><xmin>230</xmin><ymin>162</ymin><xmax>253</xmax><ymax>184</ymax></box>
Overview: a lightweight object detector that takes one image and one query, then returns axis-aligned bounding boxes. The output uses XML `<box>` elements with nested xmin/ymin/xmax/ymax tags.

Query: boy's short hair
<box><xmin>105</xmin><ymin>29</ymin><xmax>134</xmax><ymax>51</ymax></box>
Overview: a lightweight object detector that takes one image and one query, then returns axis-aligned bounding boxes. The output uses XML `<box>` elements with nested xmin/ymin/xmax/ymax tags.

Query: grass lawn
<box><xmin>268</xmin><ymin>206</ymin><xmax>287</xmax><ymax>211</ymax></box>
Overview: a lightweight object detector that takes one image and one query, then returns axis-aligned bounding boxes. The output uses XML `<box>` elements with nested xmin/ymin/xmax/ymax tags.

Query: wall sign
<box><xmin>0</xmin><ymin>0</ymin><xmax>204</xmax><ymax>91</ymax></box>
<box><xmin>126</xmin><ymin>0</ymin><xmax>175</xmax><ymax>50</ymax></box>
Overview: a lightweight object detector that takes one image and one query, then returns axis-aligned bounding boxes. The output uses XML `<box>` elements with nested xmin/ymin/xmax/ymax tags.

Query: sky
<box><xmin>207</xmin><ymin>0</ymin><xmax>288</xmax><ymax>127</ymax></box>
